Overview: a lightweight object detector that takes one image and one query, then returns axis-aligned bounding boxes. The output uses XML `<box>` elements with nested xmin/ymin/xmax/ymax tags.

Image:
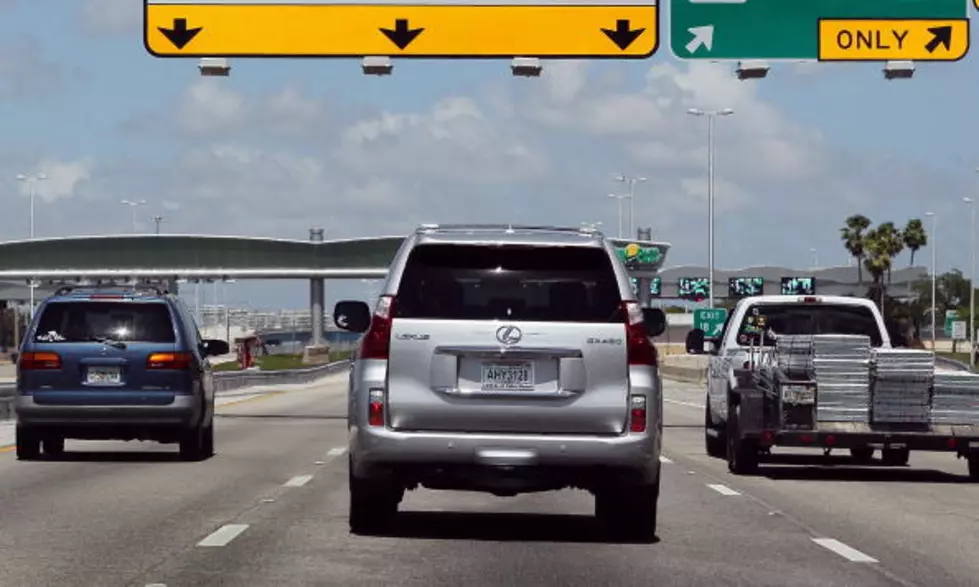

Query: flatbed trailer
<box><xmin>725</xmin><ymin>369</ymin><xmax>979</xmax><ymax>478</ymax></box>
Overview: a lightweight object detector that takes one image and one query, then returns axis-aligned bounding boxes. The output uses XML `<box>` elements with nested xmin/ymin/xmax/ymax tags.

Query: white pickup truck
<box><xmin>686</xmin><ymin>294</ymin><xmax>979</xmax><ymax>479</ymax></box>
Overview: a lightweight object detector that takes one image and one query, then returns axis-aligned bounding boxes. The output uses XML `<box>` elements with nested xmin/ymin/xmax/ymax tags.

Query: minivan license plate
<box><xmin>481</xmin><ymin>362</ymin><xmax>534</xmax><ymax>391</ymax></box>
<box><xmin>86</xmin><ymin>366</ymin><xmax>122</xmax><ymax>385</ymax></box>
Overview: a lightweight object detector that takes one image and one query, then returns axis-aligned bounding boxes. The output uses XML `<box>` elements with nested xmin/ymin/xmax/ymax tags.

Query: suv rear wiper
<box><xmin>92</xmin><ymin>337</ymin><xmax>127</xmax><ymax>350</ymax></box>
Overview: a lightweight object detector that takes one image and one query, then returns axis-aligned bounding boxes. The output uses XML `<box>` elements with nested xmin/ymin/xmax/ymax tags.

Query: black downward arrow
<box><xmin>925</xmin><ymin>25</ymin><xmax>953</xmax><ymax>53</ymax></box>
<box><xmin>158</xmin><ymin>18</ymin><xmax>203</xmax><ymax>50</ymax></box>
<box><xmin>380</xmin><ymin>19</ymin><xmax>424</xmax><ymax>50</ymax></box>
<box><xmin>601</xmin><ymin>19</ymin><xmax>645</xmax><ymax>51</ymax></box>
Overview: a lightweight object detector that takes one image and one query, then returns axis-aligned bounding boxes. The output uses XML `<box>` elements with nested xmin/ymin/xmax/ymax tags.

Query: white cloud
<box><xmin>17</xmin><ymin>160</ymin><xmax>91</xmax><ymax>202</ymax></box>
<box><xmin>78</xmin><ymin>0</ymin><xmax>142</xmax><ymax>35</ymax></box>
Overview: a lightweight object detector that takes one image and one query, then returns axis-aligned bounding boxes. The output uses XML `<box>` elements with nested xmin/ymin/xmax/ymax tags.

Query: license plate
<box><xmin>481</xmin><ymin>362</ymin><xmax>534</xmax><ymax>391</ymax></box>
<box><xmin>782</xmin><ymin>384</ymin><xmax>815</xmax><ymax>404</ymax></box>
<box><xmin>86</xmin><ymin>366</ymin><xmax>122</xmax><ymax>385</ymax></box>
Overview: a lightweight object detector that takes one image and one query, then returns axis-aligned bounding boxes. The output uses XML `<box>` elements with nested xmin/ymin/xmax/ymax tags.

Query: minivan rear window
<box><xmin>394</xmin><ymin>244</ymin><xmax>623</xmax><ymax>322</ymax></box>
<box><xmin>33</xmin><ymin>301</ymin><xmax>177</xmax><ymax>343</ymax></box>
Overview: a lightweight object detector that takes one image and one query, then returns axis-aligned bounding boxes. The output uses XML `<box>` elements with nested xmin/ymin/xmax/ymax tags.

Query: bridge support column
<box><xmin>303</xmin><ymin>227</ymin><xmax>331</xmax><ymax>365</ymax></box>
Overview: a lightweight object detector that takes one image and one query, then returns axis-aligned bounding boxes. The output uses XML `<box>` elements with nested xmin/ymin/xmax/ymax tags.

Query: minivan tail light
<box><xmin>147</xmin><ymin>352</ymin><xmax>193</xmax><ymax>370</ymax></box>
<box><xmin>359</xmin><ymin>295</ymin><xmax>396</xmax><ymax>360</ymax></box>
<box><xmin>622</xmin><ymin>301</ymin><xmax>657</xmax><ymax>366</ymax></box>
<box><xmin>629</xmin><ymin>394</ymin><xmax>647</xmax><ymax>433</ymax></box>
<box><xmin>368</xmin><ymin>388</ymin><xmax>385</xmax><ymax>427</ymax></box>
<box><xmin>20</xmin><ymin>351</ymin><xmax>62</xmax><ymax>370</ymax></box>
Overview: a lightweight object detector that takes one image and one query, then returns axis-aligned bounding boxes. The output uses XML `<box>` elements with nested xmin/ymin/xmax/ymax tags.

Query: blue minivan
<box><xmin>14</xmin><ymin>285</ymin><xmax>229</xmax><ymax>461</ymax></box>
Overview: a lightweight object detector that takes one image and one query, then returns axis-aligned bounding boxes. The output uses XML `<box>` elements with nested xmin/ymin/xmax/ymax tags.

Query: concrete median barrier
<box><xmin>659</xmin><ymin>364</ymin><xmax>707</xmax><ymax>384</ymax></box>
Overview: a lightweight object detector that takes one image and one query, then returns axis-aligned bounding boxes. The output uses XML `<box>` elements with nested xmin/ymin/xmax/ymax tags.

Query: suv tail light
<box><xmin>367</xmin><ymin>388</ymin><xmax>385</xmax><ymax>427</ymax></box>
<box><xmin>20</xmin><ymin>351</ymin><xmax>62</xmax><ymax>370</ymax></box>
<box><xmin>622</xmin><ymin>301</ymin><xmax>657</xmax><ymax>366</ymax></box>
<box><xmin>147</xmin><ymin>352</ymin><xmax>193</xmax><ymax>370</ymax></box>
<box><xmin>629</xmin><ymin>394</ymin><xmax>647</xmax><ymax>433</ymax></box>
<box><xmin>359</xmin><ymin>295</ymin><xmax>396</xmax><ymax>360</ymax></box>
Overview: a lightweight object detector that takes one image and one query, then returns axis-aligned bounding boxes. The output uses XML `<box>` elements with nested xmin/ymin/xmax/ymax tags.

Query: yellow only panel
<box><xmin>144</xmin><ymin>3</ymin><xmax>659</xmax><ymax>58</ymax></box>
<box><xmin>817</xmin><ymin>18</ymin><xmax>969</xmax><ymax>61</ymax></box>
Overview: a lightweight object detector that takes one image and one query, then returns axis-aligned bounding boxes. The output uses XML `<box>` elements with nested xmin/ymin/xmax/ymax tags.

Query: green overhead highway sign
<box><xmin>694</xmin><ymin>308</ymin><xmax>727</xmax><ymax>339</ymax></box>
<box><xmin>670</xmin><ymin>0</ymin><xmax>969</xmax><ymax>61</ymax></box>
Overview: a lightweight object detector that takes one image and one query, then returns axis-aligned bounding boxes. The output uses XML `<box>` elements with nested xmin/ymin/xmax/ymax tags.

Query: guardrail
<box><xmin>0</xmin><ymin>359</ymin><xmax>352</xmax><ymax>421</ymax></box>
<box><xmin>935</xmin><ymin>355</ymin><xmax>974</xmax><ymax>372</ymax></box>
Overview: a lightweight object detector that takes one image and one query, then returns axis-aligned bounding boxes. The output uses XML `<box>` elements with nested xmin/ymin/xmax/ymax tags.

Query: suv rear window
<box><xmin>33</xmin><ymin>301</ymin><xmax>177</xmax><ymax>343</ymax></box>
<box><xmin>394</xmin><ymin>244</ymin><xmax>622</xmax><ymax>322</ymax></box>
<box><xmin>737</xmin><ymin>303</ymin><xmax>883</xmax><ymax>347</ymax></box>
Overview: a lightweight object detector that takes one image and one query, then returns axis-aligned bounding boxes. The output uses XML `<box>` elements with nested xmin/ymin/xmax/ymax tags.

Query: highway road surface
<box><xmin>0</xmin><ymin>374</ymin><xmax>976</xmax><ymax>586</ymax></box>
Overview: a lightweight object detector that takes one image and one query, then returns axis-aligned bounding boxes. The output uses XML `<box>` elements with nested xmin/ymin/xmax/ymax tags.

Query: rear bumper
<box><xmin>15</xmin><ymin>394</ymin><xmax>202</xmax><ymax>428</ymax></box>
<box><xmin>351</xmin><ymin>426</ymin><xmax>661</xmax><ymax>482</ymax></box>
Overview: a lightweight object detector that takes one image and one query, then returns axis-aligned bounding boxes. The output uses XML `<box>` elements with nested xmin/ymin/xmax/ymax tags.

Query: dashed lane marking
<box><xmin>327</xmin><ymin>447</ymin><xmax>347</xmax><ymax>457</ymax></box>
<box><xmin>664</xmin><ymin>398</ymin><xmax>705</xmax><ymax>409</ymax></box>
<box><xmin>707</xmin><ymin>483</ymin><xmax>741</xmax><ymax>496</ymax></box>
<box><xmin>197</xmin><ymin>524</ymin><xmax>249</xmax><ymax>547</ymax></box>
<box><xmin>283</xmin><ymin>475</ymin><xmax>314</xmax><ymax>487</ymax></box>
<box><xmin>812</xmin><ymin>538</ymin><xmax>879</xmax><ymax>563</ymax></box>
<box><xmin>659</xmin><ymin>455</ymin><xmax>673</xmax><ymax>463</ymax></box>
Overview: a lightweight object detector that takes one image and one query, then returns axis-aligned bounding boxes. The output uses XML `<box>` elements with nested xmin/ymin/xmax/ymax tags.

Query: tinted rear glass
<box><xmin>33</xmin><ymin>301</ymin><xmax>176</xmax><ymax>343</ymax></box>
<box><xmin>394</xmin><ymin>244</ymin><xmax>622</xmax><ymax>322</ymax></box>
<box><xmin>737</xmin><ymin>303</ymin><xmax>882</xmax><ymax>347</ymax></box>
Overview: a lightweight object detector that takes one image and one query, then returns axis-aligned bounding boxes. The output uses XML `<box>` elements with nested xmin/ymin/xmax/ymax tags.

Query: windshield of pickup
<box><xmin>735</xmin><ymin>303</ymin><xmax>883</xmax><ymax>347</ymax></box>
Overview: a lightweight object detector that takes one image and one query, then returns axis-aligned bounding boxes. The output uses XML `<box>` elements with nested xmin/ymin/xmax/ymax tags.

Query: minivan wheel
<box><xmin>348</xmin><ymin>460</ymin><xmax>401</xmax><ymax>535</ymax></box>
<box><xmin>179</xmin><ymin>424</ymin><xmax>207</xmax><ymax>461</ymax></box>
<box><xmin>596</xmin><ymin>478</ymin><xmax>659</xmax><ymax>543</ymax></box>
<box><xmin>16</xmin><ymin>426</ymin><xmax>41</xmax><ymax>461</ymax></box>
<box><xmin>42</xmin><ymin>436</ymin><xmax>65</xmax><ymax>457</ymax></box>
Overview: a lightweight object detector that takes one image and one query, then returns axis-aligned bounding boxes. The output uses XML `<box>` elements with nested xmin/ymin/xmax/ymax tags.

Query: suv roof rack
<box><xmin>54</xmin><ymin>283</ymin><xmax>170</xmax><ymax>297</ymax></box>
<box><xmin>417</xmin><ymin>223</ymin><xmax>601</xmax><ymax>235</ymax></box>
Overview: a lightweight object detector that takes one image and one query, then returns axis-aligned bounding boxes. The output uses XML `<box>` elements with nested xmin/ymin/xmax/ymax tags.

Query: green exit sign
<box><xmin>669</xmin><ymin>0</ymin><xmax>968</xmax><ymax>61</ymax></box>
<box><xmin>694</xmin><ymin>308</ymin><xmax>728</xmax><ymax>338</ymax></box>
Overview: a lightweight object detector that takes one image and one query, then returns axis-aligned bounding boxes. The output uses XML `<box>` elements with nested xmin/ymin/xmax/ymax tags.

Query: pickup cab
<box><xmin>685</xmin><ymin>294</ymin><xmax>979</xmax><ymax>479</ymax></box>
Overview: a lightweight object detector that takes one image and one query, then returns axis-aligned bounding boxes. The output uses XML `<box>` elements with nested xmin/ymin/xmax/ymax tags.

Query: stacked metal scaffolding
<box><xmin>775</xmin><ymin>335</ymin><xmax>814</xmax><ymax>378</ymax></box>
<box><xmin>871</xmin><ymin>350</ymin><xmax>935</xmax><ymax>424</ymax></box>
<box><xmin>812</xmin><ymin>335</ymin><xmax>873</xmax><ymax>422</ymax></box>
<box><xmin>932</xmin><ymin>372</ymin><xmax>979</xmax><ymax>425</ymax></box>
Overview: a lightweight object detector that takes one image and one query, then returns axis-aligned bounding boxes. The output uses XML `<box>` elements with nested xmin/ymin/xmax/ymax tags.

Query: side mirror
<box><xmin>334</xmin><ymin>300</ymin><xmax>372</xmax><ymax>333</ymax></box>
<box><xmin>686</xmin><ymin>328</ymin><xmax>706</xmax><ymax>355</ymax></box>
<box><xmin>641</xmin><ymin>308</ymin><xmax>667</xmax><ymax>337</ymax></box>
<box><xmin>202</xmin><ymin>339</ymin><xmax>230</xmax><ymax>357</ymax></box>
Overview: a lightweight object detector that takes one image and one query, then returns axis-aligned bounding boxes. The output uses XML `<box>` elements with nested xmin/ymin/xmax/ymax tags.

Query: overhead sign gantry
<box><xmin>143</xmin><ymin>0</ymin><xmax>659</xmax><ymax>59</ymax></box>
<box><xmin>669</xmin><ymin>0</ymin><xmax>968</xmax><ymax>62</ymax></box>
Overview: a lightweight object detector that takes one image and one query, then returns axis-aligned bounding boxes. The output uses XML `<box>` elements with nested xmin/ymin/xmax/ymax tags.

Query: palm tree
<box><xmin>875</xmin><ymin>221</ymin><xmax>905</xmax><ymax>285</ymax></box>
<box><xmin>902</xmin><ymin>218</ymin><xmax>927</xmax><ymax>267</ymax></box>
<box><xmin>863</xmin><ymin>227</ymin><xmax>892</xmax><ymax>308</ymax></box>
<box><xmin>841</xmin><ymin>214</ymin><xmax>872</xmax><ymax>288</ymax></box>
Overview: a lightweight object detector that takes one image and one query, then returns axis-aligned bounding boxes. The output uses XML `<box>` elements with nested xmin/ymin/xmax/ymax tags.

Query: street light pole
<box><xmin>926</xmin><ymin>211</ymin><xmax>937</xmax><ymax>350</ymax></box>
<box><xmin>17</xmin><ymin>172</ymin><xmax>48</xmax><ymax>320</ymax></box>
<box><xmin>615</xmin><ymin>175</ymin><xmax>647</xmax><ymax>237</ymax></box>
<box><xmin>687</xmin><ymin>107</ymin><xmax>734</xmax><ymax>309</ymax></box>
<box><xmin>153</xmin><ymin>215</ymin><xmax>165</xmax><ymax>235</ymax></box>
<box><xmin>121</xmin><ymin>199</ymin><xmax>147</xmax><ymax>233</ymax></box>
<box><xmin>810</xmin><ymin>248</ymin><xmax>819</xmax><ymax>268</ymax></box>
<box><xmin>608</xmin><ymin>193</ymin><xmax>628</xmax><ymax>238</ymax></box>
<box><xmin>965</xmin><ymin>197</ymin><xmax>976</xmax><ymax>367</ymax></box>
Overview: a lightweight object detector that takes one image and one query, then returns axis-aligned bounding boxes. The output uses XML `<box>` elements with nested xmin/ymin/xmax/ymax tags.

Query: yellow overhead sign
<box><xmin>144</xmin><ymin>3</ymin><xmax>658</xmax><ymax>58</ymax></box>
<box><xmin>817</xmin><ymin>18</ymin><xmax>968</xmax><ymax>61</ymax></box>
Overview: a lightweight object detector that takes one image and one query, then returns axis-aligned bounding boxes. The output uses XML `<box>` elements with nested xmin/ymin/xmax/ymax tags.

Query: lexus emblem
<box><xmin>496</xmin><ymin>325</ymin><xmax>522</xmax><ymax>345</ymax></box>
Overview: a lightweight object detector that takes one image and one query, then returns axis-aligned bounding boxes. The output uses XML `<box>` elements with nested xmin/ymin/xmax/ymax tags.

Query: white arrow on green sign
<box><xmin>694</xmin><ymin>308</ymin><xmax>728</xmax><ymax>338</ymax></box>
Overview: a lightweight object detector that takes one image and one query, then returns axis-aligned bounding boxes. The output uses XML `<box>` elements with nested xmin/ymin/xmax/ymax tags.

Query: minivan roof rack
<box><xmin>54</xmin><ymin>283</ymin><xmax>169</xmax><ymax>297</ymax></box>
<box><xmin>416</xmin><ymin>223</ymin><xmax>600</xmax><ymax>235</ymax></box>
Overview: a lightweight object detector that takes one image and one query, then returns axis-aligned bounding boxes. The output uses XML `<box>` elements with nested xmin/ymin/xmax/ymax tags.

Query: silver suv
<box><xmin>333</xmin><ymin>224</ymin><xmax>666</xmax><ymax>541</ymax></box>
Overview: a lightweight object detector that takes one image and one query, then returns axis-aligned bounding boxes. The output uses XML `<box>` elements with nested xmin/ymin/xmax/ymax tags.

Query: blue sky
<box><xmin>0</xmin><ymin>0</ymin><xmax>976</xmax><ymax>308</ymax></box>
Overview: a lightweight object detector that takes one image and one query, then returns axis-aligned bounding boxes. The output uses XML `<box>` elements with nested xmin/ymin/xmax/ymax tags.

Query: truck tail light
<box><xmin>367</xmin><ymin>388</ymin><xmax>385</xmax><ymax>427</ymax></box>
<box><xmin>629</xmin><ymin>394</ymin><xmax>647</xmax><ymax>433</ymax></box>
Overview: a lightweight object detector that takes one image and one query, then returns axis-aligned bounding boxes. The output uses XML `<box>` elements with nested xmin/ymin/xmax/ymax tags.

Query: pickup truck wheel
<box><xmin>705</xmin><ymin>399</ymin><xmax>726</xmax><ymax>459</ymax></box>
<box><xmin>967</xmin><ymin>453</ymin><xmax>979</xmax><ymax>481</ymax></box>
<box><xmin>595</xmin><ymin>478</ymin><xmax>659</xmax><ymax>543</ymax></box>
<box><xmin>348</xmin><ymin>460</ymin><xmax>401</xmax><ymax>535</ymax></box>
<box><xmin>16</xmin><ymin>426</ymin><xmax>41</xmax><ymax>461</ymax></box>
<box><xmin>881</xmin><ymin>447</ymin><xmax>910</xmax><ymax>467</ymax></box>
<box><xmin>726</xmin><ymin>403</ymin><xmax>759</xmax><ymax>475</ymax></box>
<box><xmin>850</xmin><ymin>447</ymin><xmax>874</xmax><ymax>462</ymax></box>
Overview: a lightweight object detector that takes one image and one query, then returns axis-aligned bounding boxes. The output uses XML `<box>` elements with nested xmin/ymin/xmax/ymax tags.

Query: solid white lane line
<box><xmin>707</xmin><ymin>483</ymin><xmax>741</xmax><ymax>496</ymax></box>
<box><xmin>197</xmin><ymin>524</ymin><xmax>249</xmax><ymax>547</ymax></box>
<box><xmin>327</xmin><ymin>447</ymin><xmax>347</xmax><ymax>457</ymax></box>
<box><xmin>812</xmin><ymin>538</ymin><xmax>878</xmax><ymax>563</ymax></box>
<box><xmin>659</xmin><ymin>455</ymin><xmax>673</xmax><ymax>463</ymax></box>
<box><xmin>284</xmin><ymin>475</ymin><xmax>314</xmax><ymax>487</ymax></box>
<box><xmin>664</xmin><ymin>398</ymin><xmax>705</xmax><ymax>409</ymax></box>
